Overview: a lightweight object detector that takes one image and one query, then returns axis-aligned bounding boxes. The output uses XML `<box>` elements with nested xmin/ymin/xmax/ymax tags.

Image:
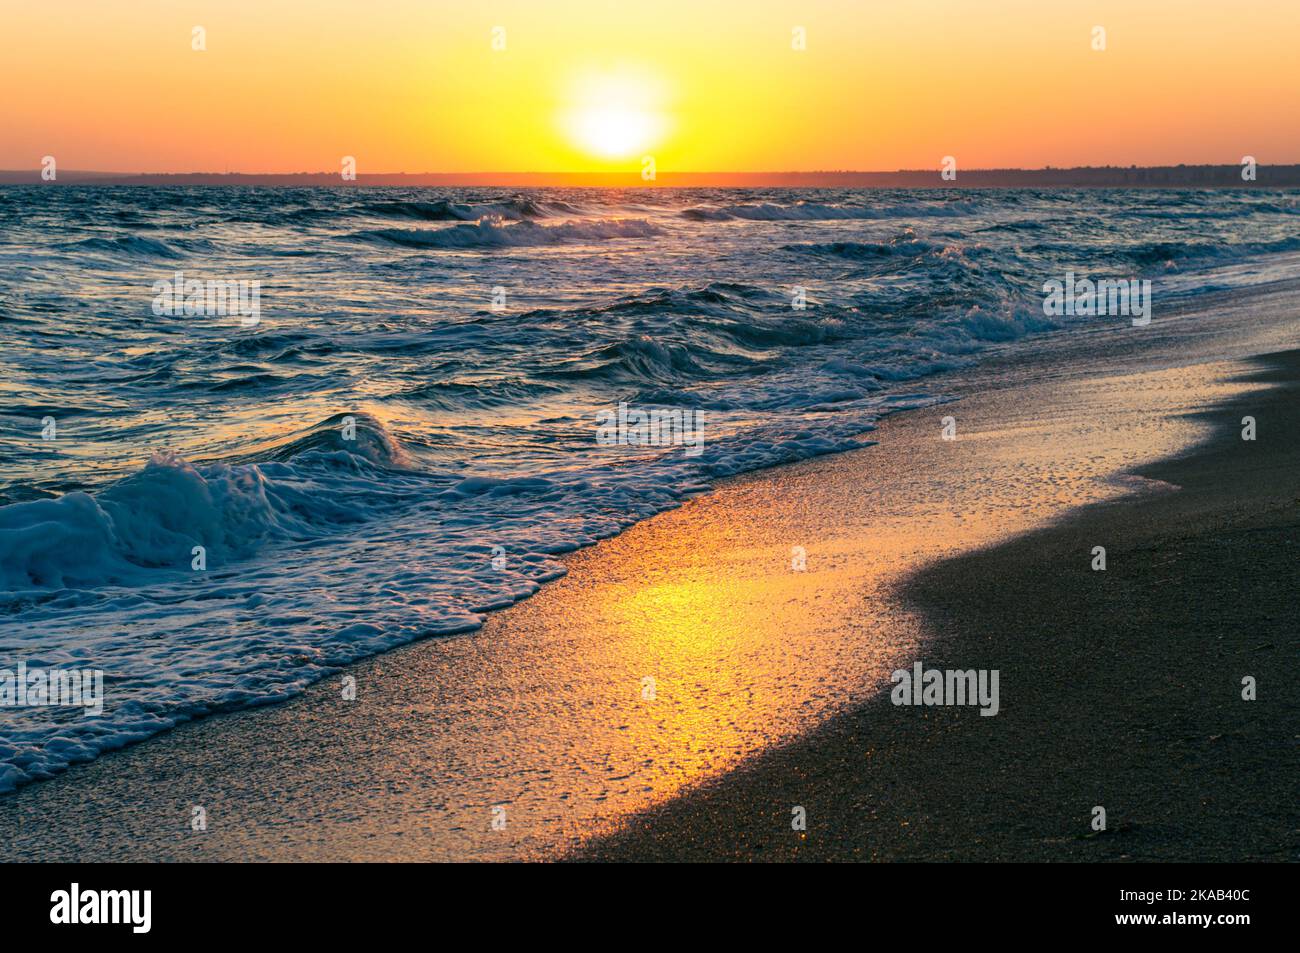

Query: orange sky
<box><xmin>2</xmin><ymin>0</ymin><xmax>1297</xmax><ymax>173</ymax></box>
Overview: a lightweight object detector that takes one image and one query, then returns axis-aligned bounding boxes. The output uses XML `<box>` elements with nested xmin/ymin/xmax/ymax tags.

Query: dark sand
<box><xmin>2</xmin><ymin>281</ymin><xmax>1297</xmax><ymax>861</ymax></box>
<box><xmin>580</xmin><ymin>351</ymin><xmax>1300</xmax><ymax>861</ymax></box>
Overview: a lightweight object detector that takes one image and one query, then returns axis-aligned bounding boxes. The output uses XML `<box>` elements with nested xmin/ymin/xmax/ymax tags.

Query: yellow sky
<box><xmin>2</xmin><ymin>0</ymin><xmax>1297</xmax><ymax>173</ymax></box>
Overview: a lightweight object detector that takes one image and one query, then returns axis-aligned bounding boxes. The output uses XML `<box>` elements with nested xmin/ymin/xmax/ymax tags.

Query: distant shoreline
<box><xmin>4</xmin><ymin>164</ymin><xmax>1299</xmax><ymax>188</ymax></box>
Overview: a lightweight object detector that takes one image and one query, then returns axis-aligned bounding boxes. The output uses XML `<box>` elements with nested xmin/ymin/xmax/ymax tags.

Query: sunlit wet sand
<box><xmin>1</xmin><ymin>280</ymin><xmax>1297</xmax><ymax>860</ymax></box>
<box><xmin>585</xmin><ymin>352</ymin><xmax>1300</xmax><ymax>862</ymax></box>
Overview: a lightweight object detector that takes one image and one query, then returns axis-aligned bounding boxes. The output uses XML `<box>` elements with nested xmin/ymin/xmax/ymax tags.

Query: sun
<box><xmin>560</xmin><ymin>66</ymin><xmax>670</xmax><ymax>161</ymax></box>
<box><xmin>571</xmin><ymin>106</ymin><xmax>658</xmax><ymax>159</ymax></box>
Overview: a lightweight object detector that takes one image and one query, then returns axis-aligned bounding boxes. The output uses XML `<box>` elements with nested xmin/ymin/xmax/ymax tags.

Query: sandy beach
<box><xmin>584</xmin><ymin>347</ymin><xmax>1300</xmax><ymax>861</ymax></box>
<box><xmin>1</xmin><ymin>279</ymin><xmax>1297</xmax><ymax>862</ymax></box>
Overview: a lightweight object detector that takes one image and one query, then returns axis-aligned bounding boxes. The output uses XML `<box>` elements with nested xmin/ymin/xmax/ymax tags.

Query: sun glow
<box><xmin>560</xmin><ymin>66</ymin><xmax>671</xmax><ymax>161</ymax></box>
<box><xmin>4</xmin><ymin>2</ymin><xmax>1299</xmax><ymax>174</ymax></box>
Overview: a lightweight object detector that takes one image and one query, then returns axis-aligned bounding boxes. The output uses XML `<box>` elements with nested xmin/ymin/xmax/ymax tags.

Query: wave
<box><xmin>391</xmin><ymin>377</ymin><xmax>564</xmax><ymax>411</ymax></box>
<box><xmin>682</xmin><ymin>201</ymin><xmax>975</xmax><ymax>222</ymax></box>
<box><xmin>518</xmin><ymin>282</ymin><xmax>845</xmax><ymax>360</ymax></box>
<box><xmin>60</xmin><ymin>235</ymin><xmax>217</xmax><ymax>259</ymax></box>
<box><xmin>0</xmin><ymin>415</ymin><xmax>414</xmax><ymax>592</ymax></box>
<box><xmin>781</xmin><ymin>235</ymin><xmax>989</xmax><ymax>284</ymax></box>
<box><xmin>975</xmin><ymin>219</ymin><xmax>1049</xmax><ymax>233</ymax></box>
<box><xmin>537</xmin><ymin>334</ymin><xmax>749</xmax><ymax>385</ymax></box>
<box><xmin>210</xmin><ymin>195</ymin><xmax>592</xmax><ymax>228</ymax></box>
<box><xmin>350</xmin><ymin>217</ymin><xmax>662</xmax><ymax>250</ymax></box>
<box><xmin>358</xmin><ymin>196</ymin><xmax>585</xmax><ymax>222</ymax></box>
<box><xmin>784</xmin><ymin>234</ymin><xmax>946</xmax><ymax>261</ymax></box>
<box><xmin>1112</xmin><ymin>199</ymin><xmax>1300</xmax><ymax>221</ymax></box>
<box><xmin>1114</xmin><ymin>235</ymin><xmax>1300</xmax><ymax>269</ymax></box>
<box><xmin>541</xmin><ymin>281</ymin><xmax>775</xmax><ymax>318</ymax></box>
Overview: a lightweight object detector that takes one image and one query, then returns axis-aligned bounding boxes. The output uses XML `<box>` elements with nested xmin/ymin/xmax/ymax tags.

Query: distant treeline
<box><xmin>2</xmin><ymin>165</ymin><xmax>1298</xmax><ymax>188</ymax></box>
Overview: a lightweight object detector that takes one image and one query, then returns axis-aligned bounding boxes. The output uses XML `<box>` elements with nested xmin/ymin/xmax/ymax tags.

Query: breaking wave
<box><xmin>351</xmin><ymin>217</ymin><xmax>662</xmax><ymax>249</ymax></box>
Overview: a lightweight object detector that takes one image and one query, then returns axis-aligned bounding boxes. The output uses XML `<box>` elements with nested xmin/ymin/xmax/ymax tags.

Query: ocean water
<box><xmin>1</xmin><ymin>186</ymin><xmax>1298</xmax><ymax>791</ymax></box>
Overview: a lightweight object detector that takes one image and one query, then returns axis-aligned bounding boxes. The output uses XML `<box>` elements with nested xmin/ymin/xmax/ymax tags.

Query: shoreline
<box><xmin>2</xmin><ymin>280</ymin><xmax>1298</xmax><ymax>861</ymax></box>
<box><xmin>579</xmin><ymin>348</ymin><xmax>1300</xmax><ymax>861</ymax></box>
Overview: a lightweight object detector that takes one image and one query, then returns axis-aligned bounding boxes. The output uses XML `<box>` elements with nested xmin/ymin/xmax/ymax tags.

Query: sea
<box><xmin>1</xmin><ymin>185</ymin><xmax>1298</xmax><ymax>790</ymax></box>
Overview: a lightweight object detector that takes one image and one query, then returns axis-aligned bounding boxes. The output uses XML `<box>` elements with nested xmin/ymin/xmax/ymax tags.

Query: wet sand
<box><xmin>2</xmin><ymin>281</ymin><xmax>1297</xmax><ymax>861</ymax></box>
<box><xmin>582</xmin><ymin>348</ymin><xmax>1300</xmax><ymax>861</ymax></box>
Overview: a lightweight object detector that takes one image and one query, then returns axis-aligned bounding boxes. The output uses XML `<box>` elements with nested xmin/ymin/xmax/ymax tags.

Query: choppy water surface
<box><xmin>1</xmin><ymin>186</ymin><xmax>1297</xmax><ymax>789</ymax></box>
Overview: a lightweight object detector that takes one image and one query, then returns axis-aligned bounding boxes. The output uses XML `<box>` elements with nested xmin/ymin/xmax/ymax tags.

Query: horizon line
<box><xmin>6</xmin><ymin>164</ymin><xmax>1297</xmax><ymax>189</ymax></box>
<box><xmin>7</xmin><ymin>162</ymin><xmax>1300</xmax><ymax>177</ymax></box>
